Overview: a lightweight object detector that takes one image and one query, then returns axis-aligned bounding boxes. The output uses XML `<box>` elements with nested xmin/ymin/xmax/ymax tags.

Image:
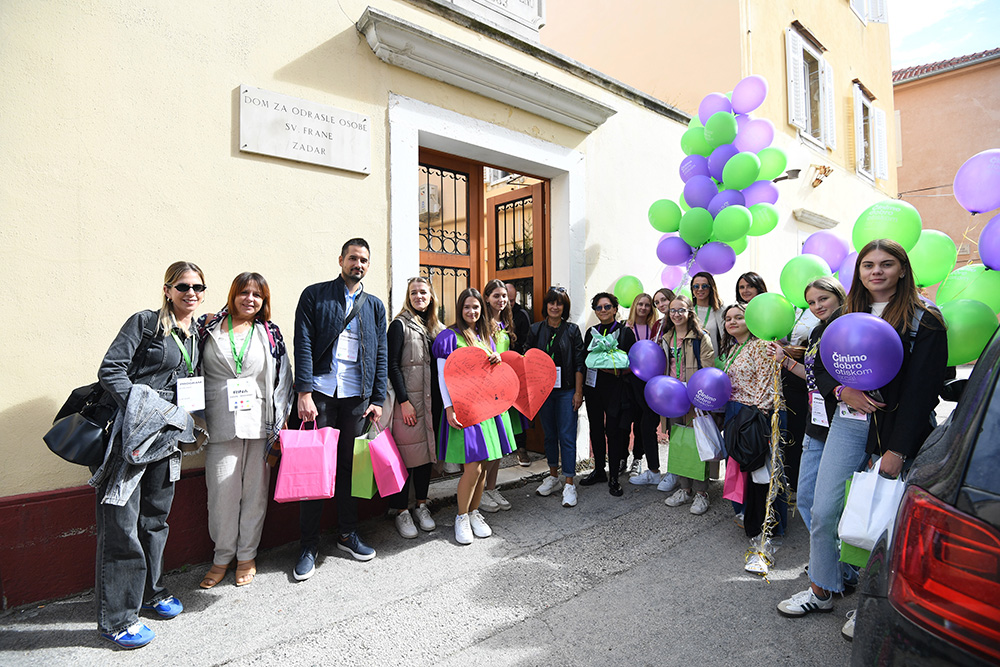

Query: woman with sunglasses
<box><xmin>433</xmin><ymin>288</ymin><xmax>516</xmax><ymax>545</ymax></box>
<box><xmin>384</xmin><ymin>277</ymin><xmax>443</xmax><ymax>539</ymax></box>
<box><xmin>580</xmin><ymin>292</ymin><xmax>636</xmax><ymax>496</ymax></box>
<box><xmin>479</xmin><ymin>279</ymin><xmax>521</xmax><ymax>513</ymax></box>
<box><xmin>659</xmin><ymin>295</ymin><xmax>716</xmax><ymax>512</ymax></box>
<box><xmin>626</xmin><ymin>292</ymin><xmax>664</xmax><ymax>484</ymax></box>
<box><xmin>735</xmin><ymin>272</ymin><xmax>768</xmax><ymax>305</ymax></box>
<box><xmin>650</xmin><ymin>288</ymin><xmax>676</xmax><ymax>341</ymax></box>
<box><xmin>196</xmin><ymin>273</ymin><xmax>294</xmax><ymax>588</ymax></box>
<box><xmin>690</xmin><ymin>272</ymin><xmax>724</xmax><ymax>354</ymax></box>
<box><xmin>777</xmin><ymin>240</ymin><xmax>947</xmax><ymax>628</ymax></box>
<box><xmin>92</xmin><ymin>262</ymin><xmax>206</xmax><ymax>649</ymax></box>
<box><xmin>528</xmin><ymin>287</ymin><xmax>586</xmax><ymax>508</ymax></box>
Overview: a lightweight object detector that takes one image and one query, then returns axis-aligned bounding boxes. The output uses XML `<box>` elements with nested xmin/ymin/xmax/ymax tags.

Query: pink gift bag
<box><xmin>368</xmin><ymin>423</ymin><xmax>408</xmax><ymax>498</ymax></box>
<box><xmin>274</xmin><ymin>422</ymin><xmax>339</xmax><ymax>503</ymax></box>
<box><xmin>723</xmin><ymin>456</ymin><xmax>747</xmax><ymax>504</ymax></box>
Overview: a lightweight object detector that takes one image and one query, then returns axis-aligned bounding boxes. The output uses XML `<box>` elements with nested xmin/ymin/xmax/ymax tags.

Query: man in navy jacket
<box><xmin>292</xmin><ymin>237</ymin><xmax>388</xmax><ymax>580</ymax></box>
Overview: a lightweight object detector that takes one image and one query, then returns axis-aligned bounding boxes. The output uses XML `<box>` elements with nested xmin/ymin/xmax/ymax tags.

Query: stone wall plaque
<box><xmin>239</xmin><ymin>85</ymin><xmax>370</xmax><ymax>174</ymax></box>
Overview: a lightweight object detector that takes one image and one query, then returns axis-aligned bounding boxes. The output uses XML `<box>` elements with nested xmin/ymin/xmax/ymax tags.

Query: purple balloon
<box><xmin>707</xmin><ymin>189</ymin><xmax>746</xmax><ymax>218</ymax></box>
<box><xmin>953</xmin><ymin>149</ymin><xmax>1000</xmax><ymax>214</ymax></box>
<box><xmin>742</xmin><ymin>180</ymin><xmax>779</xmax><ymax>207</ymax></box>
<box><xmin>679</xmin><ymin>154</ymin><xmax>711</xmax><ymax>183</ymax></box>
<box><xmin>695</xmin><ymin>242</ymin><xmax>737</xmax><ymax>275</ymax></box>
<box><xmin>708</xmin><ymin>144</ymin><xmax>739</xmax><ymax>181</ymax></box>
<box><xmin>820</xmin><ymin>313</ymin><xmax>904</xmax><ymax>390</ymax></box>
<box><xmin>698</xmin><ymin>93</ymin><xmax>733</xmax><ymax>126</ymax></box>
<box><xmin>645</xmin><ymin>375</ymin><xmax>692</xmax><ymax>418</ymax></box>
<box><xmin>731</xmin><ymin>75</ymin><xmax>768</xmax><ymax>114</ymax></box>
<box><xmin>661</xmin><ymin>265</ymin><xmax>683</xmax><ymax>289</ymax></box>
<box><xmin>628</xmin><ymin>340</ymin><xmax>668</xmax><ymax>382</ymax></box>
<box><xmin>735</xmin><ymin>113</ymin><xmax>751</xmax><ymax>132</ymax></box>
<box><xmin>686</xmin><ymin>367</ymin><xmax>733</xmax><ymax>410</ymax></box>
<box><xmin>683</xmin><ymin>174</ymin><xmax>718</xmax><ymax>210</ymax></box>
<box><xmin>734</xmin><ymin>118</ymin><xmax>775</xmax><ymax>153</ymax></box>
<box><xmin>979</xmin><ymin>213</ymin><xmax>1000</xmax><ymax>271</ymax></box>
<box><xmin>657</xmin><ymin>236</ymin><xmax>693</xmax><ymax>265</ymax></box>
<box><xmin>838</xmin><ymin>251</ymin><xmax>858</xmax><ymax>293</ymax></box>
<box><xmin>802</xmin><ymin>231</ymin><xmax>850</xmax><ymax>273</ymax></box>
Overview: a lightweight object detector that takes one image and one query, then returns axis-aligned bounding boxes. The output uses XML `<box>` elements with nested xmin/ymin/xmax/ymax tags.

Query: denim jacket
<box><xmin>293</xmin><ymin>276</ymin><xmax>388</xmax><ymax>405</ymax></box>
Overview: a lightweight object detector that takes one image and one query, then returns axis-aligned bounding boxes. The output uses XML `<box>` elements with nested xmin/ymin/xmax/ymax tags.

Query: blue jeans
<box><xmin>95</xmin><ymin>455</ymin><xmax>175</xmax><ymax>633</ymax></box>
<box><xmin>807</xmin><ymin>410</ymin><xmax>871</xmax><ymax>592</ymax></box>
<box><xmin>539</xmin><ymin>388</ymin><xmax>577</xmax><ymax>478</ymax></box>
<box><xmin>796</xmin><ymin>433</ymin><xmax>825</xmax><ymax>532</ymax></box>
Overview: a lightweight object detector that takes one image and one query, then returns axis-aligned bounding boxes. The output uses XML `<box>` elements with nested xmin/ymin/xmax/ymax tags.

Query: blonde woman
<box><xmin>627</xmin><ymin>292</ymin><xmax>662</xmax><ymax>482</ymax></box>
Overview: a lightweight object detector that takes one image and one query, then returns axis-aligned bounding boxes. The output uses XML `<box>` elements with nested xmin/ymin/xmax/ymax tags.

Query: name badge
<box><xmin>585</xmin><ymin>368</ymin><xmax>597</xmax><ymax>388</ymax></box>
<box><xmin>336</xmin><ymin>331</ymin><xmax>359</xmax><ymax>362</ymax></box>
<box><xmin>227</xmin><ymin>378</ymin><xmax>255</xmax><ymax>411</ymax></box>
<box><xmin>176</xmin><ymin>376</ymin><xmax>205</xmax><ymax>412</ymax></box>
<box><xmin>554</xmin><ymin>366</ymin><xmax>562</xmax><ymax>389</ymax></box>
<box><xmin>837</xmin><ymin>401</ymin><xmax>869</xmax><ymax>422</ymax></box>
<box><xmin>810</xmin><ymin>392</ymin><xmax>829</xmax><ymax>427</ymax></box>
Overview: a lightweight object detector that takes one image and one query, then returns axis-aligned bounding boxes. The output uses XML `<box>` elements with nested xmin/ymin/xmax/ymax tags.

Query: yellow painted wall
<box><xmin>1</xmin><ymin>0</ymin><xmax>689</xmax><ymax>495</ymax></box>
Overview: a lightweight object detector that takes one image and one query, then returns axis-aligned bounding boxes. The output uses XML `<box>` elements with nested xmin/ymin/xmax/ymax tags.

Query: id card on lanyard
<box><xmin>810</xmin><ymin>392</ymin><xmax>829</xmax><ymax>427</ymax></box>
<box><xmin>171</xmin><ymin>331</ymin><xmax>204</xmax><ymax>412</ymax></box>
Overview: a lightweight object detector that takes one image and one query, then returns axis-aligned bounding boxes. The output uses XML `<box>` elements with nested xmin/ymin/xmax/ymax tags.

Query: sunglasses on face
<box><xmin>168</xmin><ymin>283</ymin><xmax>207</xmax><ymax>293</ymax></box>
<box><xmin>692</xmin><ymin>284</ymin><xmax>710</xmax><ymax>290</ymax></box>
<box><xmin>594</xmin><ymin>304</ymin><xmax>615</xmax><ymax>312</ymax></box>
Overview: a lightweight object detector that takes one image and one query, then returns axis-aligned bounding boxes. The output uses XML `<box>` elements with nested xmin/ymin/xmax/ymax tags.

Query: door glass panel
<box><xmin>419</xmin><ymin>164</ymin><xmax>469</xmax><ymax>256</ymax></box>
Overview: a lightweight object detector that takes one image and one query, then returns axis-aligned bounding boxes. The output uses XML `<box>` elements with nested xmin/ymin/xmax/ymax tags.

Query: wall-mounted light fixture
<box><xmin>772</xmin><ymin>169</ymin><xmax>801</xmax><ymax>183</ymax></box>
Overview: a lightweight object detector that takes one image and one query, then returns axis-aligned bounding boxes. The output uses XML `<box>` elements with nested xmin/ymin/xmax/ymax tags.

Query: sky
<box><xmin>888</xmin><ymin>0</ymin><xmax>1000</xmax><ymax>69</ymax></box>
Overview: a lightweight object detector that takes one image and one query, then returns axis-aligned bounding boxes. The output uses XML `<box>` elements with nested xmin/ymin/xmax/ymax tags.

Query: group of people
<box><xmin>90</xmin><ymin>236</ymin><xmax>948</xmax><ymax>649</ymax></box>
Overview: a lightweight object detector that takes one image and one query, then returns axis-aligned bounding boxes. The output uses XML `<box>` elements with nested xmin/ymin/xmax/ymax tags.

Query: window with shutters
<box><xmin>853</xmin><ymin>83</ymin><xmax>888</xmax><ymax>182</ymax></box>
<box><xmin>785</xmin><ymin>27</ymin><xmax>836</xmax><ymax>150</ymax></box>
<box><xmin>850</xmin><ymin>0</ymin><xmax>888</xmax><ymax>24</ymax></box>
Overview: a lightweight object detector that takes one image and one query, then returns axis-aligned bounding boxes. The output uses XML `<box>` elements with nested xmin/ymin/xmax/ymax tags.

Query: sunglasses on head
<box><xmin>549</xmin><ymin>285</ymin><xmax>567</xmax><ymax>293</ymax></box>
<box><xmin>168</xmin><ymin>283</ymin><xmax>207</xmax><ymax>293</ymax></box>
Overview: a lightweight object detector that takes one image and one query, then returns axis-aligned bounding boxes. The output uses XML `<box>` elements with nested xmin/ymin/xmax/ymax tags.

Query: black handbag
<box><xmin>44</xmin><ymin>317</ymin><xmax>158</xmax><ymax>466</ymax></box>
<box><xmin>724</xmin><ymin>403</ymin><xmax>770</xmax><ymax>471</ymax></box>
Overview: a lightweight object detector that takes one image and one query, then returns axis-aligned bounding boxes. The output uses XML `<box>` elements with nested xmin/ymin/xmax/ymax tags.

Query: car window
<box><xmin>964</xmin><ymin>337</ymin><xmax>1000</xmax><ymax>496</ymax></box>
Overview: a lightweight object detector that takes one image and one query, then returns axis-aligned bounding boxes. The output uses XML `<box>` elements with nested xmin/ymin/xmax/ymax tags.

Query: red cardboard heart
<box><xmin>443</xmin><ymin>346</ymin><xmax>519</xmax><ymax>427</ymax></box>
<box><xmin>500</xmin><ymin>349</ymin><xmax>557</xmax><ymax>420</ymax></box>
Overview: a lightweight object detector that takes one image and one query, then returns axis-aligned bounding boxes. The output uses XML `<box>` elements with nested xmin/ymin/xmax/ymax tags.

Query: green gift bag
<box><xmin>667</xmin><ymin>424</ymin><xmax>708</xmax><ymax>481</ymax></box>
<box><xmin>839</xmin><ymin>479</ymin><xmax>872</xmax><ymax>568</ymax></box>
<box><xmin>351</xmin><ymin>431</ymin><xmax>378</xmax><ymax>499</ymax></box>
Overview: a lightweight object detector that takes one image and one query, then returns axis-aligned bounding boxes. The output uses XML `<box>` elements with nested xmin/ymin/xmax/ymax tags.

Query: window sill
<box><xmin>797</xmin><ymin>130</ymin><xmax>828</xmax><ymax>152</ymax></box>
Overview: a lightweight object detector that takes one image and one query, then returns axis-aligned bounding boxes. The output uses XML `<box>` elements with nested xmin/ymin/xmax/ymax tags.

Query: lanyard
<box><xmin>670</xmin><ymin>331</ymin><xmax>683</xmax><ymax>380</ymax></box>
<box><xmin>698</xmin><ymin>305</ymin><xmax>712</xmax><ymax>327</ymax></box>
<box><xmin>723</xmin><ymin>339</ymin><xmax>749</xmax><ymax>373</ymax></box>
<box><xmin>170</xmin><ymin>331</ymin><xmax>194</xmax><ymax>376</ymax></box>
<box><xmin>546</xmin><ymin>323</ymin><xmax>563</xmax><ymax>358</ymax></box>
<box><xmin>228</xmin><ymin>315</ymin><xmax>255</xmax><ymax>376</ymax></box>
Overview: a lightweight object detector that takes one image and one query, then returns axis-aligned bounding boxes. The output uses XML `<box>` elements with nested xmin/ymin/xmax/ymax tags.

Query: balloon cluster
<box><xmin>628</xmin><ymin>339</ymin><xmax>734</xmax><ymax>418</ymax></box>
<box><xmin>614</xmin><ymin>76</ymin><xmax>786</xmax><ymax>307</ymax></box>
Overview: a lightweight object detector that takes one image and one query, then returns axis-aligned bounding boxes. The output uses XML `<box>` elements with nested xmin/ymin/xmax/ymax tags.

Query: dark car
<box><xmin>851</xmin><ymin>330</ymin><xmax>1000</xmax><ymax>666</ymax></box>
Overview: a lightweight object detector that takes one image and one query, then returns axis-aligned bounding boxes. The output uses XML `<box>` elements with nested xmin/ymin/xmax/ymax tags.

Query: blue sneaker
<box><xmin>337</xmin><ymin>532</ymin><xmax>376</xmax><ymax>561</ymax></box>
<box><xmin>141</xmin><ymin>596</ymin><xmax>182</xmax><ymax>619</ymax></box>
<box><xmin>294</xmin><ymin>546</ymin><xmax>317</xmax><ymax>581</ymax></box>
<box><xmin>101</xmin><ymin>622</ymin><xmax>155</xmax><ymax>649</ymax></box>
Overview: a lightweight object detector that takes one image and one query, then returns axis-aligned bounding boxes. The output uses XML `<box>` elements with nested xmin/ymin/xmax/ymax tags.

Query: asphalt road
<box><xmin>0</xmin><ymin>461</ymin><xmax>854</xmax><ymax>667</ymax></box>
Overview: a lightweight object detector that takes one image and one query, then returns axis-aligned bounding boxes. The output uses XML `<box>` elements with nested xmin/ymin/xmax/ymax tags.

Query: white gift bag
<box><xmin>838</xmin><ymin>458</ymin><xmax>906</xmax><ymax>551</ymax></box>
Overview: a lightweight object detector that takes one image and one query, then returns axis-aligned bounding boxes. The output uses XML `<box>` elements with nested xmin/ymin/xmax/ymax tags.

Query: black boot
<box><xmin>608</xmin><ymin>477</ymin><xmax>623</xmax><ymax>497</ymax></box>
<box><xmin>579</xmin><ymin>468</ymin><xmax>607</xmax><ymax>486</ymax></box>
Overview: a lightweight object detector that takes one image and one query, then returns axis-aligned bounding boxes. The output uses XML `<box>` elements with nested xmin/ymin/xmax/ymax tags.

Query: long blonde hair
<box><xmin>159</xmin><ymin>261</ymin><xmax>205</xmax><ymax>336</ymax></box>
<box><xmin>627</xmin><ymin>292</ymin><xmax>658</xmax><ymax>328</ymax></box>
<box><xmin>395</xmin><ymin>276</ymin><xmax>443</xmax><ymax>336</ymax></box>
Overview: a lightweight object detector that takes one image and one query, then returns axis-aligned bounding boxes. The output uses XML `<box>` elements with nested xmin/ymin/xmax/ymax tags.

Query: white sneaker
<box><xmin>394</xmin><ymin>510</ymin><xmax>418</xmax><ymax>539</ymax></box>
<box><xmin>561</xmin><ymin>483</ymin><xmax>578</xmax><ymax>507</ymax></box>
<box><xmin>629</xmin><ymin>469</ymin><xmax>662</xmax><ymax>486</ymax></box>
<box><xmin>490</xmin><ymin>488</ymin><xmax>512</xmax><ymax>511</ymax></box>
<box><xmin>842</xmin><ymin>609</ymin><xmax>856</xmax><ymax>641</ymax></box>
<box><xmin>777</xmin><ymin>588</ymin><xmax>834</xmax><ymax>616</ymax></box>
<box><xmin>628</xmin><ymin>458</ymin><xmax>643</xmax><ymax>477</ymax></box>
<box><xmin>664</xmin><ymin>488</ymin><xmax>693</xmax><ymax>507</ymax></box>
<box><xmin>657</xmin><ymin>473</ymin><xmax>679</xmax><ymax>493</ymax></box>
<box><xmin>690</xmin><ymin>492</ymin><xmax>710</xmax><ymax>515</ymax></box>
<box><xmin>455</xmin><ymin>514</ymin><xmax>473</xmax><ymax>545</ymax></box>
<box><xmin>414</xmin><ymin>504</ymin><xmax>436</xmax><ymax>532</ymax></box>
<box><xmin>478</xmin><ymin>490</ymin><xmax>500</xmax><ymax>513</ymax></box>
<box><xmin>469</xmin><ymin>509</ymin><xmax>492</xmax><ymax>538</ymax></box>
<box><xmin>536</xmin><ymin>475</ymin><xmax>563</xmax><ymax>496</ymax></box>
<box><xmin>442</xmin><ymin>462</ymin><xmax>462</xmax><ymax>474</ymax></box>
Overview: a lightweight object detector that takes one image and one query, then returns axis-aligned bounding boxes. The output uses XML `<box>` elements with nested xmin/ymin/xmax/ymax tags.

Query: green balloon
<box><xmin>909</xmin><ymin>230</ymin><xmax>958</xmax><ymax>288</ymax></box>
<box><xmin>936</xmin><ymin>264</ymin><xmax>1000</xmax><ymax>313</ymax></box>
<box><xmin>648</xmin><ymin>199</ymin><xmax>682</xmax><ymax>233</ymax></box>
<box><xmin>757</xmin><ymin>147</ymin><xmax>788</xmax><ymax>181</ymax></box>
<box><xmin>724</xmin><ymin>235</ymin><xmax>749</xmax><ymax>255</ymax></box>
<box><xmin>722</xmin><ymin>152</ymin><xmax>761</xmax><ymax>190</ymax></box>
<box><xmin>679</xmin><ymin>193</ymin><xmax>691</xmax><ymax>213</ymax></box>
<box><xmin>745</xmin><ymin>292</ymin><xmax>796</xmax><ymax>341</ymax></box>
<box><xmin>747</xmin><ymin>202</ymin><xmax>779</xmax><ymax>236</ymax></box>
<box><xmin>852</xmin><ymin>200</ymin><xmax>922</xmax><ymax>252</ymax></box>
<box><xmin>614</xmin><ymin>275</ymin><xmax>644</xmax><ymax>308</ymax></box>
<box><xmin>679</xmin><ymin>207</ymin><xmax>714</xmax><ymax>247</ymax></box>
<box><xmin>688</xmin><ymin>115</ymin><xmax>703</xmax><ymax>130</ymax></box>
<box><xmin>681</xmin><ymin>127</ymin><xmax>712</xmax><ymax>157</ymax></box>
<box><xmin>676</xmin><ymin>286</ymin><xmax>693</xmax><ymax>301</ymax></box>
<box><xmin>939</xmin><ymin>299</ymin><xmax>999</xmax><ymax>365</ymax></box>
<box><xmin>713</xmin><ymin>205</ymin><xmax>752</xmax><ymax>242</ymax></box>
<box><xmin>704</xmin><ymin>111</ymin><xmax>738</xmax><ymax>148</ymax></box>
<box><xmin>780</xmin><ymin>254</ymin><xmax>833</xmax><ymax>308</ymax></box>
